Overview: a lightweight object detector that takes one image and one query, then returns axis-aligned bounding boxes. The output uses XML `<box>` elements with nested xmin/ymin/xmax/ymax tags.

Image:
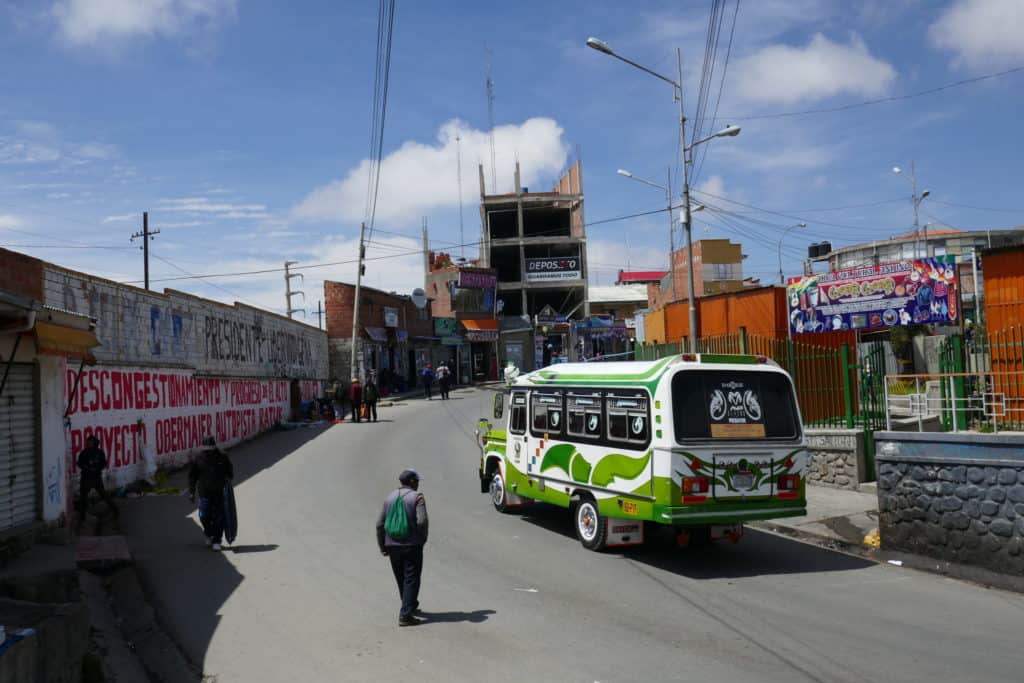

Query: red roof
<box><xmin>616</xmin><ymin>270</ymin><xmax>667</xmax><ymax>283</ymax></box>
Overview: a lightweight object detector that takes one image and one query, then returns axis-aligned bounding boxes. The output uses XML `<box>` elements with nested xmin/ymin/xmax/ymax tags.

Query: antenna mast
<box><xmin>456</xmin><ymin>133</ymin><xmax>465</xmax><ymax>259</ymax></box>
<box><xmin>486</xmin><ymin>48</ymin><xmax>497</xmax><ymax>194</ymax></box>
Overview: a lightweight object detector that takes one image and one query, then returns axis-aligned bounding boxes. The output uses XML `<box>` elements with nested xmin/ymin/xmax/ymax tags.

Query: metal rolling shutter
<box><xmin>0</xmin><ymin>363</ymin><xmax>39</xmax><ymax>532</ymax></box>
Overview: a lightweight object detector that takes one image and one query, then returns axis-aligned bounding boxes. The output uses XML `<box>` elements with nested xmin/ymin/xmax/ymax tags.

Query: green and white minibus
<box><xmin>477</xmin><ymin>353</ymin><xmax>807</xmax><ymax>551</ymax></box>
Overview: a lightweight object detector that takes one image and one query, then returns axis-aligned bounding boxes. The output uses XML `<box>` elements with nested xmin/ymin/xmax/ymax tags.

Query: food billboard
<box><xmin>786</xmin><ymin>256</ymin><xmax>958</xmax><ymax>334</ymax></box>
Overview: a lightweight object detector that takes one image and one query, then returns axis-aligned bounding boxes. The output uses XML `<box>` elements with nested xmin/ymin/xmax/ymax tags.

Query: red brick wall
<box><xmin>0</xmin><ymin>248</ymin><xmax>44</xmax><ymax>300</ymax></box>
<box><xmin>324</xmin><ymin>280</ymin><xmax>433</xmax><ymax>339</ymax></box>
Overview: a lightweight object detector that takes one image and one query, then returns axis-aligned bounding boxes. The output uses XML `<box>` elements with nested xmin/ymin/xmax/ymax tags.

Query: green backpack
<box><xmin>384</xmin><ymin>491</ymin><xmax>412</xmax><ymax>540</ymax></box>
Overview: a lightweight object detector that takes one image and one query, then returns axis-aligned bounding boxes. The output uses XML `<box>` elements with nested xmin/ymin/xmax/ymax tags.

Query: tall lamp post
<box><xmin>616</xmin><ymin>168</ymin><xmax>674</xmax><ymax>298</ymax></box>
<box><xmin>893</xmin><ymin>163</ymin><xmax>930</xmax><ymax>258</ymax></box>
<box><xmin>588</xmin><ymin>36</ymin><xmax>740</xmax><ymax>353</ymax></box>
<box><xmin>777</xmin><ymin>223</ymin><xmax>807</xmax><ymax>285</ymax></box>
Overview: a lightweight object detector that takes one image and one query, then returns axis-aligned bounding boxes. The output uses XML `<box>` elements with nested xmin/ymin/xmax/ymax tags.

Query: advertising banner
<box><xmin>434</xmin><ymin>318</ymin><xmax>456</xmax><ymax>336</ymax></box>
<box><xmin>384</xmin><ymin>307</ymin><xmax>399</xmax><ymax>327</ymax></box>
<box><xmin>787</xmin><ymin>256</ymin><xmax>959</xmax><ymax>334</ymax></box>
<box><xmin>525</xmin><ymin>256</ymin><xmax>581</xmax><ymax>282</ymax></box>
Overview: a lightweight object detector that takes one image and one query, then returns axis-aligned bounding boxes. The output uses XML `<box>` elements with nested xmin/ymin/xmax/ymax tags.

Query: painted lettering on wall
<box><xmin>204</xmin><ymin>315</ymin><xmax>314</xmax><ymax>369</ymax></box>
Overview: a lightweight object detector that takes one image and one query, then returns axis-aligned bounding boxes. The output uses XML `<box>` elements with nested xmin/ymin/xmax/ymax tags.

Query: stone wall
<box><xmin>805</xmin><ymin>429</ymin><xmax>866</xmax><ymax>490</ymax></box>
<box><xmin>876</xmin><ymin>432</ymin><xmax>1024</xmax><ymax>575</ymax></box>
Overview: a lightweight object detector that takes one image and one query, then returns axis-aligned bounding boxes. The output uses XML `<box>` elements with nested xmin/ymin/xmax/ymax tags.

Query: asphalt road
<box><xmin>120</xmin><ymin>387</ymin><xmax>1024</xmax><ymax>682</ymax></box>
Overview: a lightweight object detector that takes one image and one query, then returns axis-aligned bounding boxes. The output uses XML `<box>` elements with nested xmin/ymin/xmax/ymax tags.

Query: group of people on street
<box><xmin>420</xmin><ymin>362</ymin><xmax>453</xmax><ymax>400</ymax></box>
<box><xmin>331</xmin><ymin>376</ymin><xmax>381</xmax><ymax>423</ymax></box>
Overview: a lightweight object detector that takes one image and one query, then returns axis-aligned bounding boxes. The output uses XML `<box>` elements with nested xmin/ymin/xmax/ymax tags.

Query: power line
<box><xmin>723</xmin><ymin>64</ymin><xmax>1024</xmax><ymax>121</ymax></box>
<box><xmin>931</xmin><ymin>199</ymin><xmax>1024</xmax><ymax>214</ymax></box>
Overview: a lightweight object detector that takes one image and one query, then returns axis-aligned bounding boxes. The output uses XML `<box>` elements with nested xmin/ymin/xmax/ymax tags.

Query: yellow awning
<box><xmin>34</xmin><ymin>321</ymin><xmax>99</xmax><ymax>361</ymax></box>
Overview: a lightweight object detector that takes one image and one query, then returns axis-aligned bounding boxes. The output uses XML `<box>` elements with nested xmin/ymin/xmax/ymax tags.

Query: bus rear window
<box><xmin>672</xmin><ymin>370</ymin><xmax>799</xmax><ymax>441</ymax></box>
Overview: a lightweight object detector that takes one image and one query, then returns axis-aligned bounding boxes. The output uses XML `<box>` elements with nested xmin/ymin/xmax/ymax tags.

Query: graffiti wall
<box><xmin>43</xmin><ymin>266</ymin><xmax>329</xmax><ymax>379</ymax></box>
<box><xmin>65</xmin><ymin>365</ymin><xmax>291</xmax><ymax>487</ymax></box>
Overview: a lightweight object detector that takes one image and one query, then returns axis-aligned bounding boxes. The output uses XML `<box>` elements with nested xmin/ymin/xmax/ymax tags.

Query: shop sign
<box><xmin>384</xmin><ymin>307</ymin><xmax>399</xmax><ymax>327</ymax></box>
<box><xmin>465</xmin><ymin>330</ymin><xmax>499</xmax><ymax>342</ymax></box>
<box><xmin>525</xmin><ymin>257</ymin><xmax>581</xmax><ymax>282</ymax></box>
<box><xmin>441</xmin><ymin>336</ymin><xmax>464</xmax><ymax>346</ymax></box>
<box><xmin>458</xmin><ymin>270</ymin><xmax>497</xmax><ymax>289</ymax></box>
<box><xmin>434</xmin><ymin>317</ymin><xmax>457</xmax><ymax>336</ymax></box>
<box><xmin>786</xmin><ymin>256</ymin><xmax>959</xmax><ymax>334</ymax></box>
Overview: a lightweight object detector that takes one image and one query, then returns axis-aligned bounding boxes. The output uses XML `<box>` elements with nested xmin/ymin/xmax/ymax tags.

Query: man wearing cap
<box><xmin>376</xmin><ymin>469</ymin><xmax>429</xmax><ymax>626</ymax></box>
<box><xmin>188</xmin><ymin>436</ymin><xmax>235</xmax><ymax>551</ymax></box>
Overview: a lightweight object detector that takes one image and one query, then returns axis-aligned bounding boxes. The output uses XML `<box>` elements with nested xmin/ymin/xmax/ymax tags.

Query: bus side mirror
<box><xmin>493</xmin><ymin>392</ymin><xmax>504</xmax><ymax>419</ymax></box>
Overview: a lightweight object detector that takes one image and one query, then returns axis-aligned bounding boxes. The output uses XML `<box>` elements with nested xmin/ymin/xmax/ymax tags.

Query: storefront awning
<box><xmin>33</xmin><ymin>321</ymin><xmax>99</xmax><ymax>361</ymax></box>
<box><xmin>364</xmin><ymin>326</ymin><xmax>389</xmax><ymax>342</ymax></box>
<box><xmin>460</xmin><ymin>318</ymin><xmax>499</xmax><ymax>331</ymax></box>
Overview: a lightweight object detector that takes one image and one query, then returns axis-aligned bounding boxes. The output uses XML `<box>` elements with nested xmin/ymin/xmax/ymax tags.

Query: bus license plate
<box><xmin>622</xmin><ymin>501</ymin><xmax>638</xmax><ymax>515</ymax></box>
<box><xmin>733</xmin><ymin>473</ymin><xmax>754</xmax><ymax>490</ymax></box>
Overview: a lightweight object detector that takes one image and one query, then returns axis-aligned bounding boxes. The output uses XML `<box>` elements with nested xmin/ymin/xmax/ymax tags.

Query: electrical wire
<box><xmin>722</xmin><ymin>64</ymin><xmax>1024</xmax><ymax>121</ymax></box>
<box><xmin>692</xmin><ymin>0</ymin><xmax>739</xmax><ymax>185</ymax></box>
<box><xmin>149</xmin><ymin>253</ymin><xmax>287</xmax><ymax>314</ymax></box>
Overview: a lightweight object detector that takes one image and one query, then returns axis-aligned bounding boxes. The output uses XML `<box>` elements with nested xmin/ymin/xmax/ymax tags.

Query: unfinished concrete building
<box><xmin>478</xmin><ymin>160</ymin><xmax>588</xmax><ymax>322</ymax></box>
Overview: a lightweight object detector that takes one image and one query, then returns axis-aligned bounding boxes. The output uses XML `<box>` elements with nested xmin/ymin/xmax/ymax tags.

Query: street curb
<box><xmin>106</xmin><ymin>565</ymin><xmax>202</xmax><ymax>681</ymax></box>
<box><xmin>750</xmin><ymin>521</ymin><xmax>1024</xmax><ymax>595</ymax></box>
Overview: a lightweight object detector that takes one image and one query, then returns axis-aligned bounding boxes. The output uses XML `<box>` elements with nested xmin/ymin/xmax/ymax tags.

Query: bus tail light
<box><xmin>681</xmin><ymin>354</ymin><xmax>698</xmax><ymax>362</ymax></box>
<box><xmin>778</xmin><ymin>474</ymin><xmax>800</xmax><ymax>498</ymax></box>
<box><xmin>756</xmin><ymin>355</ymin><xmax>769</xmax><ymax>364</ymax></box>
<box><xmin>682</xmin><ymin>476</ymin><xmax>709</xmax><ymax>503</ymax></box>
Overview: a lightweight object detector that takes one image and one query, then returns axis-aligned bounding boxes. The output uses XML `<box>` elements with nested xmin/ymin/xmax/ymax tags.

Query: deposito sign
<box><xmin>786</xmin><ymin>256</ymin><xmax>959</xmax><ymax>334</ymax></box>
<box><xmin>525</xmin><ymin>257</ymin><xmax>581</xmax><ymax>282</ymax></box>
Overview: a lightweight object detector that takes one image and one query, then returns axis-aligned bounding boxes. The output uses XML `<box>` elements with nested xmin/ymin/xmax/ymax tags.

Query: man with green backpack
<box><xmin>376</xmin><ymin>469</ymin><xmax>429</xmax><ymax>626</ymax></box>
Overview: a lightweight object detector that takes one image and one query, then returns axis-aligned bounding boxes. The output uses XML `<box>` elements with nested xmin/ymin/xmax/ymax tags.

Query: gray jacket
<box><xmin>376</xmin><ymin>487</ymin><xmax>428</xmax><ymax>550</ymax></box>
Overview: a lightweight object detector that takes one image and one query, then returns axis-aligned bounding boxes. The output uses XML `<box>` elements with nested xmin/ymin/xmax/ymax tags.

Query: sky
<box><xmin>2</xmin><ymin>0</ymin><xmax>1024</xmax><ymax>320</ymax></box>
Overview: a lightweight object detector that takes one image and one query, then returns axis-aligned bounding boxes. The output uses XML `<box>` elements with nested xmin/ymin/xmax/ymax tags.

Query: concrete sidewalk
<box><xmin>751</xmin><ymin>484</ymin><xmax>880</xmax><ymax>552</ymax></box>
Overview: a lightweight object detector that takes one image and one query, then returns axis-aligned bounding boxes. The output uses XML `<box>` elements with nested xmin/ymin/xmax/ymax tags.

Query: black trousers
<box><xmin>78</xmin><ymin>474</ymin><xmax>117</xmax><ymax>516</ymax></box>
<box><xmin>439</xmin><ymin>380</ymin><xmax>450</xmax><ymax>399</ymax></box>
<box><xmin>388</xmin><ymin>545</ymin><xmax>423</xmax><ymax>619</ymax></box>
<box><xmin>365</xmin><ymin>401</ymin><xmax>378</xmax><ymax>422</ymax></box>
<box><xmin>352</xmin><ymin>400</ymin><xmax>361</xmax><ymax>422</ymax></box>
<box><xmin>424</xmin><ymin>382</ymin><xmax>433</xmax><ymax>399</ymax></box>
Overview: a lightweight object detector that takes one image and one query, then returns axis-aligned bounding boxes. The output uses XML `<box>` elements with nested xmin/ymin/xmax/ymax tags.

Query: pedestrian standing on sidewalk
<box><xmin>376</xmin><ymin>469</ymin><xmax>429</xmax><ymax>626</ymax></box>
<box><xmin>364</xmin><ymin>377</ymin><xmax>380</xmax><ymax>422</ymax></box>
<box><xmin>420</xmin><ymin>364</ymin><xmax>435</xmax><ymax>400</ymax></box>
<box><xmin>349</xmin><ymin>376</ymin><xmax>363</xmax><ymax>423</ymax></box>
<box><xmin>332</xmin><ymin>379</ymin><xmax>347</xmax><ymax>420</ymax></box>
<box><xmin>188</xmin><ymin>436</ymin><xmax>234</xmax><ymax>551</ymax></box>
<box><xmin>437</xmin><ymin>363</ymin><xmax>451</xmax><ymax>400</ymax></box>
<box><xmin>76</xmin><ymin>435</ymin><xmax>118</xmax><ymax>520</ymax></box>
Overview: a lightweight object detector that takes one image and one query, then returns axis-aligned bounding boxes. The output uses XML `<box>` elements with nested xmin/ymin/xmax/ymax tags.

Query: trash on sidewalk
<box><xmin>887</xmin><ymin>560</ymin><xmax>903</xmax><ymax>567</ymax></box>
<box><xmin>863</xmin><ymin>529</ymin><xmax>881</xmax><ymax>548</ymax></box>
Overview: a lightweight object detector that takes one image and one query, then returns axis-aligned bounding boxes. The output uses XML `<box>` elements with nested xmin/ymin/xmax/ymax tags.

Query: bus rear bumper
<box><xmin>658</xmin><ymin>505</ymin><xmax>806</xmax><ymax>524</ymax></box>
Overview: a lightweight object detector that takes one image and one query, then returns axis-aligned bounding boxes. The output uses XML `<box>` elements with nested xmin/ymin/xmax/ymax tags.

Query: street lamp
<box><xmin>589</xmin><ymin>36</ymin><xmax>740</xmax><ymax>353</ymax></box>
<box><xmin>893</xmin><ymin>162</ymin><xmax>931</xmax><ymax>257</ymax></box>
<box><xmin>777</xmin><ymin>223</ymin><xmax>807</xmax><ymax>285</ymax></box>
<box><xmin>617</xmin><ymin>167</ymin><xmax>676</xmax><ymax>298</ymax></box>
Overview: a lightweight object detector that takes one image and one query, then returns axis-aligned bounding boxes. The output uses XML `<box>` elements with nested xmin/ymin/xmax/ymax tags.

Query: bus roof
<box><xmin>515</xmin><ymin>354</ymin><xmax>782</xmax><ymax>387</ymax></box>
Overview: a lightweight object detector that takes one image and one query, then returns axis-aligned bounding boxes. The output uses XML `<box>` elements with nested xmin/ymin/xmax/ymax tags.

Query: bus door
<box><xmin>507</xmin><ymin>390</ymin><xmax>529</xmax><ymax>475</ymax></box>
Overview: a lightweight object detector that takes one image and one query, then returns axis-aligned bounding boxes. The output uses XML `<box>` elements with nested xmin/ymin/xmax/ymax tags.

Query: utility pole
<box><xmin>316</xmin><ymin>301</ymin><xmax>323</xmax><ymax>330</ymax></box>
<box><xmin>130</xmin><ymin>212</ymin><xmax>159</xmax><ymax>290</ymax></box>
<box><xmin>349</xmin><ymin>223</ymin><xmax>367</xmax><ymax>380</ymax></box>
<box><xmin>456</xmin><ymin>133</ymin><xmax>465</xmax><ymax>259</ymax></box>
<box><xmin>284</xmin><ymin>261</ymin><xmax>305</xmax><ymax>318</ymax></box>
<box><xmin>677</xmin><ymin>48</ymin><xmax>698</xmax><ymax>354</ymax></box>
<box><xmin>486</xmin><ymin>48</ymin><xmax>497</xmax><ymax>194</ymax></box>
<box><xmin>422</xmin><ymin>217</ymin><xmax>430</xmax><ymax>276</ymax></box>
<box><xmin>666</xmin><ymin>166</ymin><xmax>675</xmax><ymax>302</ymax></box>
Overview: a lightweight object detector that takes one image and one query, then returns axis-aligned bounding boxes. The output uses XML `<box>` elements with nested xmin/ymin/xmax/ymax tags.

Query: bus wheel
<box><xmin>574</xmin><ymin>497</ymin><xmax>607</xmax><ymax>551</ymax></box>
<box><xmin>490</xmin><ymin>471</ymin><xmax>510</xmax><ymax>513</ymax></box>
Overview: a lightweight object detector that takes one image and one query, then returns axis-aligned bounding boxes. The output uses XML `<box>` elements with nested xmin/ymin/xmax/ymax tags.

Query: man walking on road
<box><xmin>188</xmin><ymin>436</ymin><xmax>234</xmax><ymax>551</ymax></box>
<box><xmin>376</xmin><ymin>469</ymin><xmax>428</xmax><ymax>626</ymax></box>
<box><xmin>349</xmin><ymin>376</ymin><xmax>363</xmax><ymax>422</ymax></box>
<box><xmin>420</xmin><ymin>364</ymin><xmax>435</xmax><ymax>400</ymax></box>
<box><xmin>363</xmin><ymin>376</ymin><xmax>380</xmax><ymax>422</ymax></box>
<box><xmin>437</xmin><ymin>363</ymin><xmax>451</xmax><ymax>400</ymax></box>
<box><xmin>76</xmin><ymin>434</ymin><xmax>118</xmax><ymax>520</ymax></box>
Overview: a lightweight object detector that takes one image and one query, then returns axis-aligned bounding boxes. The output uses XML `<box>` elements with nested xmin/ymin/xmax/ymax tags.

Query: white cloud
<box><xmin>52</xmin><ymin>0</ymin><xmax>237</xmax><ymax>47</ymax></box>
<box><xmin>292</xmin><ymin>117</ymin><xmax>569</xmax><ymax>225</ymax></box>
<box><xmin>696</xmin><ymin>175</ymin><xmax>727</xmax><ymax>200</ymax></box>
<box><xmin>586</xmin><ymin>238</ymin><xmax>667</xmax><ymax>283</ymax></box>
<box><xmin>0</xmin><ymin>214</ymin><xmax>23</xmax><ymax>231</ymax></box>
<box><xmin>157</xmin><ymin>197</ymin><xmax>267</xmax><ymax>215</ymax></box>
<box><xmin>929</xmin><ymin>0</ymin><xmax>1024</xmax><ymax>70</ymax></box>
<box><xmin>102</xmin><ymin>213</ymin><xmax>135</xmax><ymax>223</ymax></box>
<box><xmin>733</xmin><ymin>33</ymin><xmax>896</xmax><ymax>105</ymax></box>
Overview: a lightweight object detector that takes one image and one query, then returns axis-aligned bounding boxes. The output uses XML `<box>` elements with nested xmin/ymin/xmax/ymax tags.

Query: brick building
<box><xmin>323</xmin><ymin>280</ymin><xmax>437</xmax><ymax>391</ymax></box>
<box><xmin>648</xmin><ymin>238</ymin><xmax>746</xmax><ymax>309</ymax></box>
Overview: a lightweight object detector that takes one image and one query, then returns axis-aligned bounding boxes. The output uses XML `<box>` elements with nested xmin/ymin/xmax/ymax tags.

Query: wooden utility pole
<box><xmin>349</xmin><ymin>222</ymin><xmax>366</xmax><ymax>379</ymax></box>
<box><xmin>130</xmin><ymin>212</ymin><xmax>159</xmax><ymax>290</ymax></box>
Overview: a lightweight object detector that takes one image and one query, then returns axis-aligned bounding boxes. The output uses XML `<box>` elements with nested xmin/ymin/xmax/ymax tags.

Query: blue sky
<box><xmin>2</xmin><ymin>0</ymin><xmax>1023</xmax><ymax>317</ymax></box>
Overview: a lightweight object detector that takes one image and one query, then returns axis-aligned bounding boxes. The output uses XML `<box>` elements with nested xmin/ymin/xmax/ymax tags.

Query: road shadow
<box><xmin>419</xmin><ymin>609</ymin><xmax>495</xmax><ymax>624</ymax></box>
<box><xmin>517</xmin><ymin>503</ymin><xmax>874</xmax><ymax>578</ymax></box>
<box><xmin>117</xmin><ymin>424</ymin><xmax>330</xmax><ymax>675</ymax></box>
<box><xmin>229</xmin><ymin>544</ymin><xmax>279</xmax><ymax>554</ymax></box>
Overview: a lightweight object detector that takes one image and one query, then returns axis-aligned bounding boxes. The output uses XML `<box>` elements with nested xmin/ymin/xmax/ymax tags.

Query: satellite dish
<box><xmin>411</xmin><ymin>288</ymin><xmax>427</xmax><ymax>309</ymax></box>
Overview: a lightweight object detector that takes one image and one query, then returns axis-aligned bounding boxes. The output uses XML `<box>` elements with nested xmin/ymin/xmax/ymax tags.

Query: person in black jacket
<box><xmin>76</xmin><ymin>435</ymin><xmax>118</xmax><ymax>519</ymax></box>
<box><xmin>376</xmin><ymin>469</ymin><xmax>429</xmax><ymax>626</ymax></box>
<box><xmin>188</xmin><ymin>436</ymin><xmax>234</xmax><ymax>551</ymax></box>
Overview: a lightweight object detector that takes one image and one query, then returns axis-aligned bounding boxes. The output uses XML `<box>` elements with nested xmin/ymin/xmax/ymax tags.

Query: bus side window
<box><xmin>531</xmin><ymin>392</ymin><xmax>563</xmax><ymax>436</ymax></box>
<box><xmin>567</xmin><ymin>392</ymin><xmax>601</xmax><ymax>440</ymax></box>
<box><xmin>606</xmin><ymin>393</ymin><xmax>650</xmax><ymax>449</ymax></box>
<box><xmin>510</xmin><ymin>392</ymin><xmax>528</xmax><ymax>435</ymax></box>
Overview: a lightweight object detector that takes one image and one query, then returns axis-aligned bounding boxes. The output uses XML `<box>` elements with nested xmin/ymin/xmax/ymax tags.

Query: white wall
<box><xmin>42</xmin><ymin>266</ymin><xmax>329</xmax><ymax>379</ymax></box>
<box><xmin>38</xmin><ymin>355</ymin><xmax>68</xmax><ymax>522</ymax></box>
